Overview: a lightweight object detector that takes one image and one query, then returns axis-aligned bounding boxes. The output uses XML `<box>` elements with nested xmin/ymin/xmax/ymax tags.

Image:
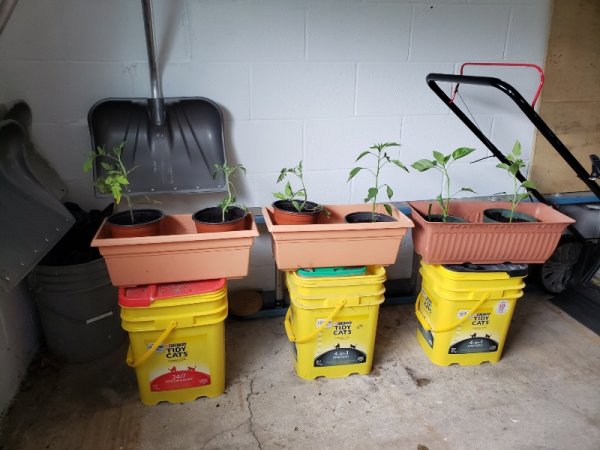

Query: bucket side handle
<box><xmin>284</xmin><ymin>299</ymin><xmax>347</xmax><ymax>344</ymax></box>
<box><xmin>415</xmin><ymin>293</ymin><xmax>490</xmax><ymax>333</ymax></box>
<box><xmin>126</xmin><ymin>320</ymin><xmax>177</xmax><ymax>368</ymax></box>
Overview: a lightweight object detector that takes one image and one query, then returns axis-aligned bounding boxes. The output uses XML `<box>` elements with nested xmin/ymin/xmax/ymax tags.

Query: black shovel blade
<box><xmin>88</xmin><ymin>97</ymin><xmax>227</xmax><ymax>196</ymax></box>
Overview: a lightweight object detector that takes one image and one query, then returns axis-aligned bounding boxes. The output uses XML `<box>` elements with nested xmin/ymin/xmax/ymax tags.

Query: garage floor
<box><xmin>1</xmin><ymin>288</ymin><xmax>599</xmax><ymax>450</ymax></box>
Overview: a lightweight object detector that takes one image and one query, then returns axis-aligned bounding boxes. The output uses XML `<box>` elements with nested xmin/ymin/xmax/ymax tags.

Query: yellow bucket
<box><xmin>284</xmin><ymin>266</ymin><xmax>385</xmax><ymax>379</ymax></box>
<box><xmin>119</xmin><ymin>279</ymin><xmax>228</xmax><ymax>405</ymax></box>
<box><xmin>415</xmin><ymin>262</ymin><xmax>527</xmax><ymax>366</ymax></box>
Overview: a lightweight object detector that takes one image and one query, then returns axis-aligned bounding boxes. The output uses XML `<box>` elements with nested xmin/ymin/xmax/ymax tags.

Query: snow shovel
<box><xmin>88</xmin><ymin>0</ymin><xmax>226</xmax><ymax>196</ymax></box>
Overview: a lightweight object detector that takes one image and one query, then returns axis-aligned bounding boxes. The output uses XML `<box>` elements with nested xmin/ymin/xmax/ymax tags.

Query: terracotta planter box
<box><xmin>262</xmin><ymin>204</ymin><xmax>414</xmax><ymax>270</ymax></box>
<box><xmin>409</xmin><ymin>201</ymin><xmax>575</xmax><ymax>264</ymax></box>
<box><xmin>91</xmin><ymin>213</ymin><xmax>259</xmax><ymax>286</ymax></box>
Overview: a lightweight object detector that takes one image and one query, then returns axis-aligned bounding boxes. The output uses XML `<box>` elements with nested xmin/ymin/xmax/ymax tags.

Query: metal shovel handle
<box><xmin>141</xmin><ymin>0</ymin><xmax>166</xmax><ymax>125</ymax></box>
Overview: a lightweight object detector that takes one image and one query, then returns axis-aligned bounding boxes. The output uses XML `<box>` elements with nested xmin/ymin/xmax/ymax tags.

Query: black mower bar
<box><xmin>426</xmin><ymin>73</ymin><xmax>600</xmax><ymax>202</ymax></box>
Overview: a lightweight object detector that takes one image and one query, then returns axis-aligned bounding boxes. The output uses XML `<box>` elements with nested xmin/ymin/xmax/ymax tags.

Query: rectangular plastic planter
<box><xmin>409</xmin><ymin>201</ymin><xmax>575</xmax><ymax>264</ymax></box>
<box><xmin>262</xmin><ymin>204</ymin><xmax>414</xmax><ymax>270</ymax></box>
<box><xmin>91</xmin><ymin>214</ymin><xmax>259</xmax><ymax>287</ymax></box>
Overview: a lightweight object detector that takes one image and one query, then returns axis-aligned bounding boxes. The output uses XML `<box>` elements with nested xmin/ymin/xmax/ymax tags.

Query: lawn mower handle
<box><xmin>426</xmin><ymin>73</ymin><xmax>600</xmax><ymax>203</ymax></box>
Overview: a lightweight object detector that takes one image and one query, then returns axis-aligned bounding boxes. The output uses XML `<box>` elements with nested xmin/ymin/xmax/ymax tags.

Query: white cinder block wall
<box><xmin>0</xmin><ymin>0</ymin><xmax>552</xmax><ymax>412</ymax></box>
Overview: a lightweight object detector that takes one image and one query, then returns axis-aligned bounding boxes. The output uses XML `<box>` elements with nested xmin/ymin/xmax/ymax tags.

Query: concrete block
<box><xmin>356</xmin><ymin>63</ymin><xmax>455</xmax><ymax>116</ymax></box>
<box><xmin>411</xmin><ymin>5</ymin><xmax>510</xmax><ymax>61</ymax></box>
<box><xmin>188</xmin><ymin>0</ymin><xmax>305</xmax><ymax>61</ymax></box>
<box><xmin>252</xmin><ymin>63</ymin><xmax>356</xmax><ymax>119</ymax></box>
<box><xmin>63</xmin><ymin>62</ymin><xmax>137</xmax><ymax>123</ymax></box>
<box><xmin>402</xmin><ymin>115</ymin><xmax>493</xmax><ymax>163</ymax></box>
<box><xmin>229</xmin><ymin>120</ymin><xmax>303</xmax><ymax>173</ymax></box>
<box><xmin>491</xmin><ymin>115</ymin><xmax>536</xmax><ymax>160</ymax></box>
<box><xmin>350</xmin><ymin>165</ymin><xmax>418</xmax><ymax>203</ymax></box>
<box><xmin>505</xmin><ymin>4</ymin><xmax>552</xmax><ymax>62</ymax></box>
<box><xmin>302</xmin><ymin>170</ymin><xmax>353</xmax><ymax>204</ymax></box>
<box><xmin>0</xmin><ymin>62</ymin><xmax>70</xmax><ymax>123</ymax></box>
<box><xmin>306</xmin><ymin>2</ymin><xmax>411</xmax><ymax>61</ymax></box>
<box><xmin>0</xmin><ymin>0</ymin><xmax>67</xmax><ymax>60</ymax></box>
<box><xmin>65</xmin><ymin>0</ymin><xmax>189</xmax><ymax>62</ymax></box>
<box><xmin>449</xmin><ymin>160</ymin><xmax>515</xmax><ymax>198</ymax></box>
<box><xmin>246</xmin><ymin>172</ymin><xmax>275</xmax><ymax>208</ymax></box>
<box><xmin>303</xmin><ymin>118</ymin><xmax>402</xmax><ymax>171</ymax></box>
<box><xmin>136</xmin><ymin>62</ymin><xmax>252</xmax><ymax>120</ymax></box>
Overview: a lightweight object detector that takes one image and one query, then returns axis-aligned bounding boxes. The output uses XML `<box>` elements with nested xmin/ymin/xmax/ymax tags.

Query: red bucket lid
<box><xmin>119</xmin><ymin>278</ymin><xmax>225</xmax><ymax>308</ymax></box>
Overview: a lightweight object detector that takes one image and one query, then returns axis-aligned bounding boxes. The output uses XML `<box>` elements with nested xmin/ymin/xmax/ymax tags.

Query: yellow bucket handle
<box><xmin>126</xmin><ymin>320</ymin><xmax>178</xmax><ymax>368</ymax></box>
<box><xmin>414</xmin><ymin>293</ymin><xmax>490</xmax><ymax>334</ymax></box>
<box><xmin>284</xmin><ymin>299</ymin><xmax>347</xmax><ymax>344</ymax></box>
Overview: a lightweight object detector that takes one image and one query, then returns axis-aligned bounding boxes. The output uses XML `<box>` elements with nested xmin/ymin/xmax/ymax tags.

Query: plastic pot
<box><xmin>272</xmin><ymin>200</ymin><xmax>321</xmax><ymax>225</ymax></box>
<box><xmin>192</xmin><ymin>206</ymin><xmax>247</xmax><ymax>232</ymax></box>
<box><xmin>107</xmin><ymin>208</ymin><xmax>164</xmax><ymax>238</ymax></box>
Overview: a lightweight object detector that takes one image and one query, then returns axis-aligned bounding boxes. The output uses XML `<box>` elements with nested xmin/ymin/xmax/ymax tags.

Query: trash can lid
<box><xmin>119</xmin><ymin>278</ymin><xmax>225</xmax><ymax>307</ymax></box>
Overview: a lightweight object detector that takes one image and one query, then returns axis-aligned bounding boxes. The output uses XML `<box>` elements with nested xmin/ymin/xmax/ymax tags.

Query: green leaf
<box><xmin>111</xmin><ymin>185</ymin><xmax>122</xmax><ymax>204</ymax></box>
<box><xmin>443</xmin><ymin>154</ymin><xmax>452</xmax><ymax>164</ymax></box>
<box><xmin>347</xmin><ymin>167</ymin><xmax>363</xmax><ymax>181</ymax></box>
<box><xmin>512</xmin><ymin>140</ymin><xmax>521</xmax><ymax>157</ymax></box>
<box><xmin>291</xmin><ymin>200</ymin><xmax>301</xmax><ymax>212</ymax></box>
<box><xmin>496</xmin><ymin>163</ymin><xmax>510</xmax><ymax>170</ymax></box>
<box><xmin>116</xmin><ymin>175</ymin><xmax>129</xmax><ymax>185</ymax></box>
<box><xmin>284</xmin><ymin>181</ymin><xmax>293</xmax><ymax>197</ymax></box>
<box><xmin>509</xmin><ymin>164</ymin><xmax>520</xmax><ymax>176</ymax></box>
<box><xmin>451</xmin><ymin>147</ymin><xmax>475</xmax><ymax>161</ymax></box>
<box><xmin>384</xmin><ymin>203</ymin><xmax>393</xmax><ymax>216</ymax></box>
<box><xmin>521</xmin><ymin>180</ymin><xmax>536</xmax><ymax>189</ymax></box>
<box><xmin>433</xmin><ymin>151</ymin><xmax>445</xmax><ymax>165</ymax></box>
<box><xmin>273</xmin><ymin>192</ymin><xmax>287</xmax><ymax>200</ymax></box>
<box><xmin>366</xmin><ymin>187</ymin><xmax>378</xmax><ymax>201</ymax></box>
<box><xmin>83</xmin><ymin>158</ymin><xmax>94</xmax><ymax>173</ymax></box>
<box><xmin>386</xmin><ymin>185</ymin><xmax>393</xmax><ymax>199</ymax></box>
<box><xmin>517</xmin><ymin>192</ymin><xmax>530</xmax><ymax>202</ymax></box>
<box><xmin>277</xmin><ymin>169</ymin><xmax>287</xmax><ymax>183</ymax></box>
<box><xmin>411</xmin><ymin>159</ymin><xmax>435</xmax><ymax>172</ymax></box>
<box><xmin>96</xmin><ymin>146</ymin><xmax>106</xmax><ymax>156</ymax></box>
<box><xmin>391</xmin><ymin>159</ymin><xmax>409</xmax><ymax>172</ymax></box>
<box><xmin>355</xmin><ymin>151</ymin><xmax>371</xmax><ymax>162</ymax></box>
<box><xmin>100</xmin><ymin>162</ymin><xmax>113</xmax><ymax>171</ymax></box>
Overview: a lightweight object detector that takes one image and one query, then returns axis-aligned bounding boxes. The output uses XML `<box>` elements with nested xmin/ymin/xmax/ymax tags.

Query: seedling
<box><xmin>348</xmin><ymin>142</ymin><xmax>408</xmax><ymax>221</ymax></box>
<box><xmin>496</xmin><ymin>140</ymin><xmax>536</xmax><ymax>223</ymax></box>
<box><xmin>213</xmin><ymin>162</ymin><xmax>247</xmax><ymax>222</ymax></box>
<box><xmin>274</xmin><ymin>160</ymin><xmax>324</xmax><ymax>213</ymax></box>
<box><xmin>411</xmin><ymin>147</ymin><xmax>476</xmax><ymax>222</ymax></box>
<box><xmin>83</xmin><ymin>141</ymin><xmax>136</xmax><ymax>223</ymax></box>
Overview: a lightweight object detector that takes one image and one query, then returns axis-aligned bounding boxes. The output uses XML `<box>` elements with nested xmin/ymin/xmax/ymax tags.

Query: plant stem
<box><xmin>372</xmin><ymin>151</ymin><xmax>382</xmax><ymax>221</ymax></box>
<box><xmin>126</xmin><ymin>196</ymin><xmax>134</xmax><ymax>223</ymax></box>
<box><xmin>510</xmin><ymin>173</ymin><xmax>518</xmax><ymax>223</ymax></box>
<box><xmin>299</xmin><ymin>170</ymin><xmax>307</xmax><ymax>211</ymax></box>
<box><xmin>443</xmin><ymin>167</ymin><xmax>450</xmax><ymax>221</ymax></box>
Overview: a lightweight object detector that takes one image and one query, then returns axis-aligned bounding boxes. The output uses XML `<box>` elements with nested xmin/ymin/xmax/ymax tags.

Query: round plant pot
<box><xmin>344</xmin><ymin>212</ymin><xmax>397</xmax><ymax>223</ymax></box>
<box><xmin>424</xmin><ymin>214</ymin><xmax>468</xmax><ymax>223</ymax></box>
<box><xmin>192</xmin><ymin>206</ymin><xmax>247</xmax><ymax>232</ymax></box>
<box><xmin>108</xmin><ymin>208</ymin><xmax>165</xmax><ymax>238</ymax></box>
<box><xmin>483</xmin><ymin>208</ymin><xmax>538</xmax><ymax>223</ymax></box>
<box><xmin>272</xmin><ymin>200</ymin><xmax>321</xmax><ymax>225</ymax></box>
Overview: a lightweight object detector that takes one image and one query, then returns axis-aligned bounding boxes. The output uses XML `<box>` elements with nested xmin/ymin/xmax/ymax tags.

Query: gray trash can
<box><xmin>29</xmin><ymin>258</ymin><xmax>125</xmax><ymax>363</ymax></box>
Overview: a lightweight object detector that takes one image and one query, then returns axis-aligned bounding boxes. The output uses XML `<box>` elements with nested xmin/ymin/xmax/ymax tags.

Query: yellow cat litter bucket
<box><xmin>284</xmin><ymin>266</ymin><xmax>386</xmax><ymax>380</ymax></box>
<box><xmin>415</xmin><ymin>262</ymin><xmax>527</xmax><ymax>366</ymax></box>
<box><xmin>119</xmin><ymin>279</ymin><xmax>227</xmax><ymax>405</ymax></box>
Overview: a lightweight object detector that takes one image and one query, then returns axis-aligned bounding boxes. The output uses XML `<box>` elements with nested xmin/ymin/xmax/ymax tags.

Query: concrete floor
<box><xmin>1</xmin><ymin>288</ymin><xmax>599</xmax><ymax>450</ymax></box>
